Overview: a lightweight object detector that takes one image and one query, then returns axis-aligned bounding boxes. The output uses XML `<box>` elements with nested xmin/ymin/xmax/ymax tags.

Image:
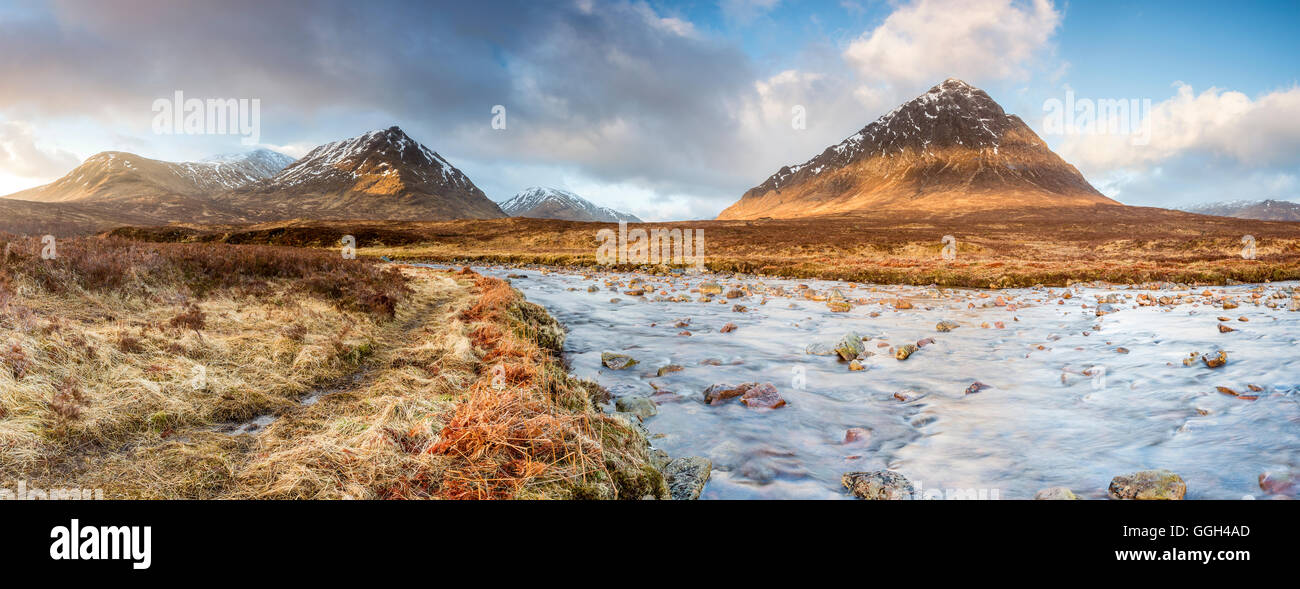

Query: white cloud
<box><xmin>843</xmin><ymin>0</ymin><xmax>1061</xmax><ymax>90</ymax></box>
<box><xmin>1058</xmin><ymin>83</ymin><xmax>1300</xmax><ymax>174</ymax></box>
<box><xmin>0</xmin><ymin>121</ymin><xmax>81</xmax><ymax>180</ymax></box>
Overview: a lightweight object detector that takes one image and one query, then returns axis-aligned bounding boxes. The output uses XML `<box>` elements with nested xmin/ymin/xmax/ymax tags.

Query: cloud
<box><xmin>843</xmin><ymin>0</ymin><xmax>1061</xmax><ymax>91</ymax></box>
<box><xmin>0</xmin><ymin>121</ymin><xmax>81</xmax><ymax>178</ymax></box>
<box><xmin>1058</xmin><ymin>83</ymin><xmax>1300</xmax><ymax>173</ymax></box>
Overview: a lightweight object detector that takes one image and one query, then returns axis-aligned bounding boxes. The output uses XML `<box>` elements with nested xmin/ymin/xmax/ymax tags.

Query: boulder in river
<box><xmin>720</xmin><ymin>322</ymin><xmax>738</xmax><ymax>333</ymax></box>
<box><xmin>936</xmin><ymin>320</ymin><xmax>960</xmax><ymax>332</ymax></box>
<box><xmin>842</xmin><ymin>471</ymin><xmax>914</xmax><ymax>500</ymax></box>
<box><xmin>703</xmin><ymin>382</ymin><xmax>754</xmax><ymax>404</ymax></box>
<box><xmin>1258</xmin><ymin>471</ymin><xmax>1299</xmax><ymax>497</ymax></box>
<box><xmin>835</xmin><ymin>332</ymin><xmax>866</xmax><ymax>361</ymax></box>
<box><xmin>1107</xmin><ymin>469</ymin><xmax>1187</xmax><ymax>500</ymax></box>
<box><xmin>615</xmin><ymin>396</ymin><xmax>658</xmax><ymax>419</ymax></box>
<box><xmin>1034</xmin><ymin>487</ymin><xmax>1080</xmax><ymax>500</ymax></box>
<box><xmin>895</xmin><ymin>343</ymin><xmax>918</xmax><ymax>361</ymax></box>
<box><xmin>601</xmin><ymin>352</ymin><xmax>638</xmax><ymax>370</ymax></box>
<box><xmin>664</xmin><ymin>456</ymin><xmax>712</xmax><ymax>500</ymax></box>
<box><xmin>699</xmin><ymin>282</ymin><xmax>723</xmax><ymax>295</ymax></box>
<box><xmin>740</xmin><ymin>382</ymin><xmax>786</xmax><ymax>409</ymax></box>
<box><xmin>827</xmin><ymin>300</ymin><xmax>851</xmax><ymax>313</ymax></box>
<box><xmin>893</xmin><ymin>389</ymin><xmax>926</xmax><ymax>402</ymax></box>
<box><xmin>1202</xmin><ymin>350</ymin><xmax>1228</xmax><ymax>368</ymax></box>
<box><xmin>656</xmin><ymin>364</ymin><xmax>684</xmax><ymax>377</ymax></box>
<box><xmin>843</xmin><ymin>427</ymin><xmax>871</xmax><ymax>445</ymax></box>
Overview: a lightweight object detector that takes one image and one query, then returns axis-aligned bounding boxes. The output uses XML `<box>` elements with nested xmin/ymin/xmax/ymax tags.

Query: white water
<box><xmin>462</xmin><ymin>265</ymin><xmax>1300</xmax><ymax>499</ymax></box>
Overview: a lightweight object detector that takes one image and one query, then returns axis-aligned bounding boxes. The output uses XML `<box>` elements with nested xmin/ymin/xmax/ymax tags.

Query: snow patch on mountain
<box><xmin>500</xmin><ymin>186</ymin><xmax>642</xmax><ymax>223</ymax></box>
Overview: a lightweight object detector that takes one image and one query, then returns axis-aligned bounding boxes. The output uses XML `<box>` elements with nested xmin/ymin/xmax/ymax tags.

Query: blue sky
<box><xmin>0</xmin><ymin>0</ymin><xmax>1297</xmax><ymax>219</ymax></box>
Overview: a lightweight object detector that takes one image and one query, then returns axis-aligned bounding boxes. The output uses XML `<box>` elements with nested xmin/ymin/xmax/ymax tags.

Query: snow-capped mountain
<box><xmin>500</xmin><ymin>186</ymin><xmax>642</xmax><ymax>223</ymax></box>
<box><xmin>228</xmin><ymin>126</ymin><xmax>504</xmax><ymax>221</ymax></box>
<box><xmin>4</xmin><ymin>148</ymin><xmax>294</xmax><ymax>203</ymax></box>
<box><xmin>718</xmin><ymin>78</ymin><xmax>1116</xmax><ymax>219</ymax></box>
<box><xmin>1183</xmin><ymin>199</ymin><xmax>1300</xmax><ymax>222</ymax></box>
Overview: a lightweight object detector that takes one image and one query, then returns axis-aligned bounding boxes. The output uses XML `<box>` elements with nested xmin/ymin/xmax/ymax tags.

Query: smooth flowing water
<box><xmin>465</xmin><ymin>265</ymin><xmax>1300</xmax><ymax>499</ymax></box>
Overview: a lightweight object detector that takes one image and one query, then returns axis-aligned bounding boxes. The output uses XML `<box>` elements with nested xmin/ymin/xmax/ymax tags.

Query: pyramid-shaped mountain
<box><xmin>718</xmin><ymin>79</ymin><xmax>1117</xmax><ymax>219</ymax></box>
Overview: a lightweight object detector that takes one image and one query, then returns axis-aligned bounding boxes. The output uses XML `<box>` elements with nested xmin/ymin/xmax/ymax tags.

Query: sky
<box><xmin>0</xmin><ymin>0</ymin><xmax>1297</xmax><ymax>220</ymax></box>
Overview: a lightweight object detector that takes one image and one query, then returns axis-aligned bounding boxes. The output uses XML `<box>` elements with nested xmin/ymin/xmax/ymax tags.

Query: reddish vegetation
<box><xmin>427</xmin><ymin>272</ymin><xmax>606</xmax><ymax>500</ymax></box>
<box><xmin>114</xmin><ymin>205</ymin><xmax>1300</xmax><ymax>287</ymax></box>
<box><xmin>0</xmin><ymin>235</ymin><xmax>409</xmax><ymax>318</ymax></box>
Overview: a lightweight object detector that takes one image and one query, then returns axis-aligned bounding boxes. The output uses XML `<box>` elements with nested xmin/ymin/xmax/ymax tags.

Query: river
<box><xmin>440</xmin><ymin>264</ymin><xmax>1300</xmax><ymax>499</ymax></box>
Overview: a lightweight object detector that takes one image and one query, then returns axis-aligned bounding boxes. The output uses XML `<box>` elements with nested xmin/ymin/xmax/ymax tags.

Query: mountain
<box><xmin>500</xmin><ymin>186</ymin><xmax>642</xmax><ymax>223</ymax></box>
<box><xmin>223</xmin><ymin>126</ymin><xmax>504</xmax><ymax>221</ymax></box>
<box><xmin>1</xmin><ymin>149</ymin><xmax>294</xmax><ymax>231</ymax></box>
<box><xmin>718</xmin><ymin>78</ymin><xmax>1117</xmax><ymax>220</ymax></box>
<box><xmin>1183</xmin><ymin>199</ymin><xmax>1300</xmax><ymax>222</ymax></box>
<box><xmin>4</xmin><ymin>149</ymin><xmax>293</xmax><ymax>204</ymax></box>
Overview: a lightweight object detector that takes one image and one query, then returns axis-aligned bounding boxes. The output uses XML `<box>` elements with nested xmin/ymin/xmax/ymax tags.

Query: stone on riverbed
<box><xmin>703</xmin><ymin>382</ymin><xmax>754</xmax><ymax>404</ymax></box>
<box><xmin>827</xmin><ymin>300</ymin><xmax>851</xmax><ymax>312</ymax></box>
<box><xmin>699</xmin><ymin>282</ymin><xmax>723</xmax><ymax>295</ymax></box>
<box><xmin>895</xmin><ymin>343</ymin><xmax>918</xmax><ymax>361</ymax></box>
<box><xmin>720</xmin><ymin>322</ymin><xmax>738</xmax><ymax>333</ymax></box>
<box><xmin>1034</xmin><ymin>487</ymin><xmax>1080</xmax><ymax>500</ymax></box>
<box><xmin>664</xmin><ymin>456</ymin><xmax>712</xmax><ymax>500</ymax></box>
<box><xmin>936</xmin><ymin>320</ymin><xmax>960</xmax><ymax>332</ymax></box>
<box><xmin>835</xmin><ymin>331</ymin><xmax>866</xmax><ymax>361</ymax></box>
<box><xmin>656</xmin><ymin>364</ymin><xmax>683</xmax><ymax>377</ymax></box>
<box><xmin>1258</xmin><ymin>471</ymin><xmax>1299</xmax><ymax>497</ymax></box>
<box><xmin>1107</xmin><ymin>469</ymin><xmax>1186</xmax><ymax>500</ymax></box>
<box><xmin>615</xmin><ymin>396</ymin><xmax>658</xmax><ymax>419</ymax></box>
<box><xmin>601</xmin><ymin>352</ymin><xmax>638</xmax><ymax>370</ymax></box>
<box><xmin>740</xmin><ymin>382</ymin><xmax>786</xmax><ymax>409</ymax></box>
<box><xmin>842</xmin><ymin>471</ymin><xmax>914</xmax><ymax>500</ymax></box>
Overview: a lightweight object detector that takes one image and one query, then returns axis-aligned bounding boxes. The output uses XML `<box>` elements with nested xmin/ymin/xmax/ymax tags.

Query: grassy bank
<box><xmin>0</xmin><ymin>236</ymin><xmax>662</xmax><ymax>499</ymax></box>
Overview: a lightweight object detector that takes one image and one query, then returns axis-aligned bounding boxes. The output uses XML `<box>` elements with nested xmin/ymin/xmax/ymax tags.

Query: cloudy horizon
<box><xmin>0</xmin><ymin>0</ymin><xmax>1296</xmax><ymax>220</ymax></box>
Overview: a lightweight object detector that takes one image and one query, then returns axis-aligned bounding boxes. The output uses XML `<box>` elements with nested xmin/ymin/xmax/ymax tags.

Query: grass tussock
<box><xmin>232</xmin><ymin>269</ymin><xmax>665</xmax><ymax>500</ymax></box>
<box><xmin>0</xmin><ymin>235</ymin><xmax>408</xmax><ymax>497</ymax></box>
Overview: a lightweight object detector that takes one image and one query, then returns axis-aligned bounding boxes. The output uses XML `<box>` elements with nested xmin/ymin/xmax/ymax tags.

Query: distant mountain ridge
<box><xmin>225</xmin><ymin>126</ymin><xmax>504</xmax><ymax>221</ymax></box>
<box><xmin>1182</xmin><ymin>199</ymin><xmax>1300</xmax><ymax>222</ymax></box>
<box><xmin>0</xmin><ymin>126</ymin><xmax>505</xmax><ymax>234</ymax></box>
<box><xmin>718</xmin><ymin>78</ymin><xmax>1116</xmax><ymax>220</ymax></box>
<box><xmin>5</xmin><ymin>149</ymin><xmax>293</xmax><ymax>204</ymax></box>
<box><xmin>500</xmin><ymin>186</ymin><xmax>641</xmax><ymax>222</ymax></box>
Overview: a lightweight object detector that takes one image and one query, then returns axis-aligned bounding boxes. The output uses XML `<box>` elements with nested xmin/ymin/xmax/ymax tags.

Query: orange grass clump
<box><xmin>428</xmin><ymin>272</ymin><xmax>610</xmax><ymax>499</ymax></box>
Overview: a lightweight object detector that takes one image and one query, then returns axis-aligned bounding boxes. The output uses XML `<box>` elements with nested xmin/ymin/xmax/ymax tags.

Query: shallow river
<box><xmin>458</xmin><ymin>265</ymin><xmax>1300</xmax><ymax>499</ymax></box>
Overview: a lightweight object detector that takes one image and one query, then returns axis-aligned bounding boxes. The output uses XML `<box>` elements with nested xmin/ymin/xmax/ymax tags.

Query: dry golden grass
<box><xmin>234</xmin><ymin>270</ymin><xmax>666</xmax><ymax>500</ymax></box>
<box><xmin>113</xmin><ymin>205</ymin><xmax>1300</xmax><ymax>287</ymax></box>
<box><xmin>0</xmin><ymin>236</ymin><xmax>663</xmax><ymax>499</ymax></box>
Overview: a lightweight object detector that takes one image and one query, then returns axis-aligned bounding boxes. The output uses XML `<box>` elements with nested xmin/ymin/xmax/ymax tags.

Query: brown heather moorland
<box><xmin>0</xmin><ymin>236</ymin><xmax>662</xmax><ymax>499</ymax></box>
<box><xmin>114</xmin><ymin>205</ymin><xmax>1300</xmax><ymax>287</ymax></box>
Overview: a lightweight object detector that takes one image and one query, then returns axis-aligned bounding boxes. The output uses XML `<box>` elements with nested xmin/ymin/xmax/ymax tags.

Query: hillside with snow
<box><xmin>500</xmin><ymin>186</ymin><xmax>642</xmax><ymax>223</ymax></box>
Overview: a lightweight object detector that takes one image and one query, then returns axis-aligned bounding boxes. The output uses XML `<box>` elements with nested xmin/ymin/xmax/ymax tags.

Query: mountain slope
<box><xmin>1183</xmin><ymin>199</ymin><xmax>1300</xmax><ymax>222</ymax></box>
<box><xmin>718</xmin><ymin>78</ymin><xmax>1117</xmax><ymax>220</ymax></box>
<box><xmin>224</xmin><ymin>126</ymin><xmax>504</xmax><ymax>221</ymax></box>
<box><xmin>500</xmin><ymin>186</ymin><xmax>642</xmax><ymax>223</ymax></box>
<box><xmin>5</xmin><ymin>149</ymin><xmax>293</xmax><ymax>204</ymax></box>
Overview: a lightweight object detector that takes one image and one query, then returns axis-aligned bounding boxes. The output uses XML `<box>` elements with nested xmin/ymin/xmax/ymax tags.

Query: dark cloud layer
<box><xmin>0</xmin><ymin>0</ymin><xmax>788</xmax><ymax>213</ymax></box>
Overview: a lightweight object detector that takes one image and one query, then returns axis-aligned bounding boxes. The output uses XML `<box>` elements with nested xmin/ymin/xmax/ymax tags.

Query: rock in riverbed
<box><xmin>895</xmin><ymin>343</ymin><xmax>918</xmax><ymax>361</ymax></box>
<box><xmin>835</xmin><ymin>331</ymin><xmax>866</xmax><ymax>361</ymax></box>
<box><xmin>601</xmin><ymin>352</ymin><xmax>638</xmax><ymax>370</ymax></box>
<box><xmin>1258</xmin><ymin>471</ymin><xmax>1299</xmax><ymax>497</ymax></box>
<box><xmin>1108</xmin><ymin>469</ymin><xmax>1186</xmax><ymax>500</ymax></box>
<box><xmin>615</xmin><ymin>396</ymin><xmax>658</xmax><ymax>419</ymax></box>
<box><xmin>701</xmin><ymin>382</ymin><xmax>751</xmax><ymax>404</ymax></box>
<box><xmin>663</xmin><ymin>456</ymin><xmax>712</xmax><ymax>500</ymax></box>
<box><xmin>1034</xmin><ymin>487</ymin><xmax>1080</xmax><ymax>500</ymax></box>
<box><xmin>740</xmin><ymin>382</ymin><xmax>786</xmax><ymax>409</ymax></box>
<box><xmin>842</xmin><ymin>471</ymin><xmax>914</xmax><ymax>500</ymax></box>
<box><xmin>936</xmin><ymin>320</ymin><xmax>960</xmax><ymax>332</ymax></box>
